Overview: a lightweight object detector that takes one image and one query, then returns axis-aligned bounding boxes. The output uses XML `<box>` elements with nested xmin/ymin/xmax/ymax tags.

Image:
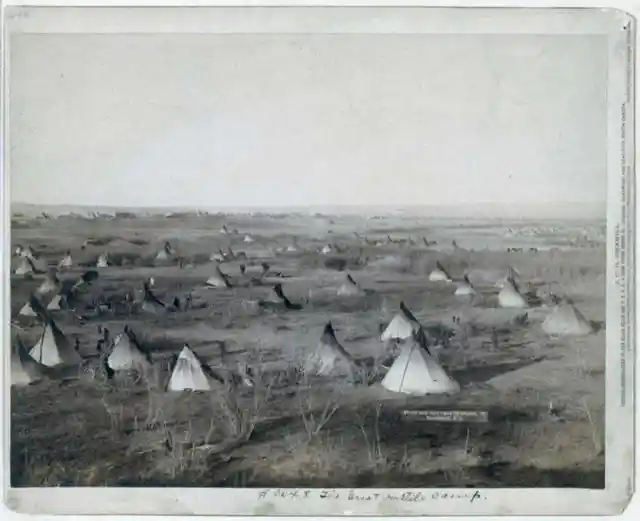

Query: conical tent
<box><xmin>37</xmin><ymin>274</ymin><xmax>60</xmax><ymax>295</ymax></box>
<box><xmin>305</xmin><ymin>324</ymin><xmax>356</xmax><ymax>377</ymax></box>
<box><xmin>321</xmin><ymin>245</ymin><xmax>333</xmax><ymax>254</ymax></box>
<box><xmin>542</xmin><ymin>303</ymin><xmax>593</xmax><ymax>336</ymax></box>
<box><xmin>107</xmin><ymin>332</ymin><xmax>151</xmax><ymax>371</ymax></box>
<box><xmin>12</xmin><ymin>339</ymin><xmax>48</xmax><ymax>387</ymax></box>
<box><xmin>455</xmin><ymin>276</ymin><xmax>476</xmax><ymax>296</ymax></box>
<box><xmin>498</xmin><ymin>279</ymin><xmax>528</xmax><ymax>309</ymax></box>
<box><xmin>59</xmin><ymin>254</ymin><xmax>73</xmax><ymax>268</ymax></box>
<box><xmin>381</xmin><ymin>339</ymin><xmax>460</xmax><ymax>396</ymax></box>
<box><xmin>47</xmin><ymin>294</ymin><xmax>63</xmax><ymax>311</ymax></box>
<box><xmin>19</xmin><ymin>302</ymin><xmax>37</xmax><ymax>317</ymax></box>
<box><xmin>381</xmin><ymin>306</ymin><xmax>420</xmax><ymax>342</ymax></box>
<box><xmin>429</xmin><ymin>262</ymin><xmax>452</xmax><ymax>282</ymax></box>
<box><xmin>15</xmin><ymin>258</ymin><xmax>34</xmax><ymax>276</ymax></box>
<box><xmin>244</xmin><ymin>235</ymin><xmax>255</xmax><ymax>243</ymax></box>
<box><xmin>29</xmin><ymin>323</ymin><xmax>82</xmax><ymax>367</ymax></box>
<box><xmin>97</xmin><ymin>254</ymin><xmax>109</xmax><ymax>268</ymax></box>
<box><xmin>206</xmin><ymin>266</ymin><xmax>230</xmax><ymax>288</ymax></box>
<box><xmin>167</xmin><ymin>346</ymin><xmax>215</xmax><ymax>391</ymax></box>
<box><xmin>337</xmin><ymin>275</ymin><xmax>363</xmax><ymax>296</ymax></box>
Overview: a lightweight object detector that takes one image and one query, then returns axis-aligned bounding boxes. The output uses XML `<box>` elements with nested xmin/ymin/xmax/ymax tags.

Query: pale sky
<box><xmin>10</xmin><ymin>33</ymin><xmax>608</xmax><ymax>209</ymax></box>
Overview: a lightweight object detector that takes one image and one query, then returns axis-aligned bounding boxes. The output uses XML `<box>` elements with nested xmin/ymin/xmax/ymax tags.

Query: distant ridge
<box><xmin>11</xmin><ymin>201</ymin><xmax>605</xmax><ymax>221</ymax></box>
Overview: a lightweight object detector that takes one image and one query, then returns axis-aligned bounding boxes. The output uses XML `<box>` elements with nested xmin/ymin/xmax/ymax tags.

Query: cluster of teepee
<box><xmin>427</xmin><ymin>261</ymin><xmax>593</xmax><ymax>336</ymax></box>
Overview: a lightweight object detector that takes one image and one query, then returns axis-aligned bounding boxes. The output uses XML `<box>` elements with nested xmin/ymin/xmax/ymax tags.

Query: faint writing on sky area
<box><xmin>257</xmin><ymin>488</ymin><xmax>486</xmax><ymax>504</ymax></box>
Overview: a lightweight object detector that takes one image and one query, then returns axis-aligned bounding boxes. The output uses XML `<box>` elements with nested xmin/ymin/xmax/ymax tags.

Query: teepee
<box><xmin>107</xmin><ymin>330</ymin><xmax>152</xmax><ymax>371</ymax></box>
<box><xmin>36</xmin><ymin>271</ymin><xmax>61</xmax><ymax>295</ymax></box>
<box><xmin>155</xmin><ymin>241</ymin><xmax>174</xmax><ymax>261</ymax></box>
<box><xmin>18</xmin><ymin>301</ymin><xmax>37</xmax><ymax>317</ymax></box>
<box><xmin>244</xmin><ymin>234</ymin><xmax>255</xmax><ymax>243</ymax></box>
<box><xmin>429</xmin><ymin>262</ymin><xmax>453</xmax><ymax>282</ymax></box>
<box><xmin>381</xmin><ymin>302</ymin><xmax>421</xmax><ymax>342</ymax></box>
<box><xmin>58</xmin><ymin>251</ymin><xmax>73</xmax><ymax>268</ymax></box>
<box><xmin>97</xmin><ymin>253</ymin><xmax>109</xmax><ymax>268</ymax></box>
<box><xmin>12</xmin><ymin>338</ymin><xmax>48</xmax><ymax>387</ymax></box>
<box><xmin>542</xmin><ymin>301</ymin><xmax>593</xmax><ymax>336</ymax></box>
<box><xmin>496</xmin><ymin>267</ymin><xmax>522</xmax><ymax>289</ymax></box>
<box><xmin>29</xmin><ymin>321</ymin><xmax>82</xmax><ymax>367</ymax></box>
<box><xmin>305</xmin><ymin>323</ymin><xmax>357</xmax><ymax>377</ymax></box>
<box><xmin>47</xmin><ymin>294</ymin><xmax>63</xmax><ymax>311</ymax></box>
<box><xmin>455</xmin><ymin>275</ymin><xmax>476</xmax><ymax>296</ymax></box>
<box><xmin>337</xmin><ymin>274</ymin><xmax>364</xmax><ymax>297</ymax></box>
<box><xmin>498</xmin><ymin>278</ymin><xmax>528</xmax><ymax>309</ymax></box>
<box><xmin>167</xmin><ymin>345</ymin><xmax>216</xmax><ymax>391</ymax></box>
<box><xmin>321</xmin><ymin>244</ymin><xmax>333</xmax><ymax>255</ymax></box>
<box><xmin>206</xmin><ymin>265</ymin><xmax>232</xmax><ymax>288</ymax></box>
<box><xmin>14</xmin><ymin>257</ymin><xmax>34</xmax><ymax>276</ymax></box>
<box><xmin>381</xmin><ymin>332</ymin><xmax>460</xmax><ymax>396</ymax></box>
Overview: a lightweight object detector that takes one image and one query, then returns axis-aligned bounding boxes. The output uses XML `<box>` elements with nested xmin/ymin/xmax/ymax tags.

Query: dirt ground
<box><xmin>9</xmin><ymin>211</ymin><xmax>606</xmax><ymax>488</ymax></box>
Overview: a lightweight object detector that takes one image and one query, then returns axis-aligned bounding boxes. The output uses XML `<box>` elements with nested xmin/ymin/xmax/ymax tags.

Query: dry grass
<box><xmin>10</xmin><ymin>212</ymin><xmax>606</xmax><ymax>488</ymax></box>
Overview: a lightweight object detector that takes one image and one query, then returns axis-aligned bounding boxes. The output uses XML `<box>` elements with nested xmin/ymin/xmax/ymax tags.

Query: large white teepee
<box><xmin>15</xmin><ymin>258</ymin><xmax>34</xmax><ymax>276</ymax></box>
<box><xmin>244</xmin><ymin>234</ymin><xmax>255</xmax><ymax>243</ymax></box>
<box><xmin>498</xmin><ymin>279</ymin><xmax>528</xmax><ymax>309</ymax></box>
<box><xmin>19</xmin><ymin>302</ymin><xmax>37</xmax><ymax>317</ymax></box>
<box><xmin>455</xmin><ymin>276</ymin><xmax>476</xmax><ymax>296</ymax></box>
<box><xmin>305</xmin><ymin>323</ymin><xmax>356</xmax><ymax>377</ymax></box>
<box><xmin>321</xmin><ymin>244</ymin><xmax>333</xmax><ymax>255</ymax></box>
<box><xmin>337</xmin><ymin>274</ymin><xmax>364</xmax><ymax>297</ymax></box>
<box><xmin>381</xmin><ymin>304</ymin><xmax>420</xmax><ymax>342</ymax></box>
<box><xmin>381</xmin><ymin>339</ymin><xmax>460</xmax><ymax>396</ymax></box>
<box><xmin>29</xmin><ymin>323</ymin><xmax>82</xmax><ymax>367</ymax></box>
<box><xmin>167</xmin><ymin>345</ymin><xmax>215</xmax><ymax>391</ymax></box>
<box><xmin>429</xmin><ymin>262</ymin><xmax>452</xmax><ymax>282</ymax></box>
<box><xmin>542</xmin><ymin>304</ymin><xmax>593</xmax><ymax>336</ymax></box>
<box><xmin>107</xmin><ymin>332</ymin><xmax>150</xmax><ymax>371</ymax></box>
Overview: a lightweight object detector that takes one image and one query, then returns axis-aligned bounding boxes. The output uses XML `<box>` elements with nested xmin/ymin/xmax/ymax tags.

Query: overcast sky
<box><xmin>10</xmin><ymin>33</ymin><xmax>608</xmax><ymax>210</ymax></box>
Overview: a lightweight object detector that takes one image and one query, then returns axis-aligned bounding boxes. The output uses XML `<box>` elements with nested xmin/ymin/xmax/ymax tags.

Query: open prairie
<box><xmin>9</xmin><ymin>210</ymin><xmax>606</xmax><ymax>488</ymax></box>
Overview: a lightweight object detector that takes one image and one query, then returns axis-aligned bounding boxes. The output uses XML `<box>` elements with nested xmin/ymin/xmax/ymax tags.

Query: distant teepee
<box><xmin>498</xmin><ymin>277</ymin><xmax>528</xmax><ymax>309</ymax></box>
<box><xmin>107</xmin><ymin>327</ymin><xmax>153</xmax><ymax>371</ymax></box>
<box><xmin>14</xmin><ymin>257</ymin><xmax>35</xmax><ymax>276</ymax></box>
<box><xmin>381</xmin><ymin>329</ymin><xmax>460</xmax><ymax>396</ymax></box>
<box><xmin>12</xmin><ymin>337</ymin><xmax>48</xmax><ymax>387</ymax></box>
<box><xmin>305</xmin><ymin>323</ymin><xmax>357</xmax><ymax>377</ymax></box>
<box><xmin>337</xmin><ymin>274</ymin><xmax>365</xmax><ymax>297</ymax></box>
<box><xmin>206</xmin><ymin>265</ymin><xmax>232</xmax><ymax>288</ymax></box>
<box><xmin>454</xmin><ymin>275</ymin><xmax>476</xmax><ymax>296</ymax></box>
<box><xmin>542</xmin><ymin>300</ymin><xmax>593</xmax><ymax>336</ymax></box>
<box><xmin>244</xmin><ymin>234</ymin><xmax>255</xmax><ymax>243</ymax></box>
<box><xmin>58</xmin><ymin>251</ymin><xmax>73</xmax><ymax>269</ymax></box>
<box><xmin>96</xmin><ymin>253</ymin><xmax>109</xmax><ymax>268</ymax></box>
<box><xmin>18</xmin><ymin>298</ymin><xmax>38</xmax><ymax>316</ymax></box>
<box><xmin>29</xmin><ymin>320</ymin><xmax>82</xmax><ymax>367</ymax></box>
<box><xmin>429</xmin><ymin>261</ymin><xmax>453</xmax><ymax>282</ymax></box>
<box><xmin>167</xmin><ymin>345</ymin><xmax>217</xmax><ymax>391</ymax></box>
<box><xmin>36</xmin><ymin>271</ymin><xmax>61</xmax><ymax>296</ymax></box>
<box><xmin>155</xmin><ymin>241</ymin><xmax>174</xmax><ymax>261</ymax></box>
<box><xmin>380</xmin><ymin>302</ymin><xmax>421</xmax><ymax>342</ymax></box>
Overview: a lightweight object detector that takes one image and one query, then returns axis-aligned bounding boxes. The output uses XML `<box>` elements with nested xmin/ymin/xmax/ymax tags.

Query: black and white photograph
<box><xmin>2</xmin><ymin>5</ymin><xmax>635</xmax><ymax>517</ymax></box>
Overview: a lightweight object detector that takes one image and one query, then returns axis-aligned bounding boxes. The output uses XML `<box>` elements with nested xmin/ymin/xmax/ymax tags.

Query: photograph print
<box><xmin>3</xmin><ymin>5</ymin><xmax>635</xmax><ymax>517</ymax></box>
